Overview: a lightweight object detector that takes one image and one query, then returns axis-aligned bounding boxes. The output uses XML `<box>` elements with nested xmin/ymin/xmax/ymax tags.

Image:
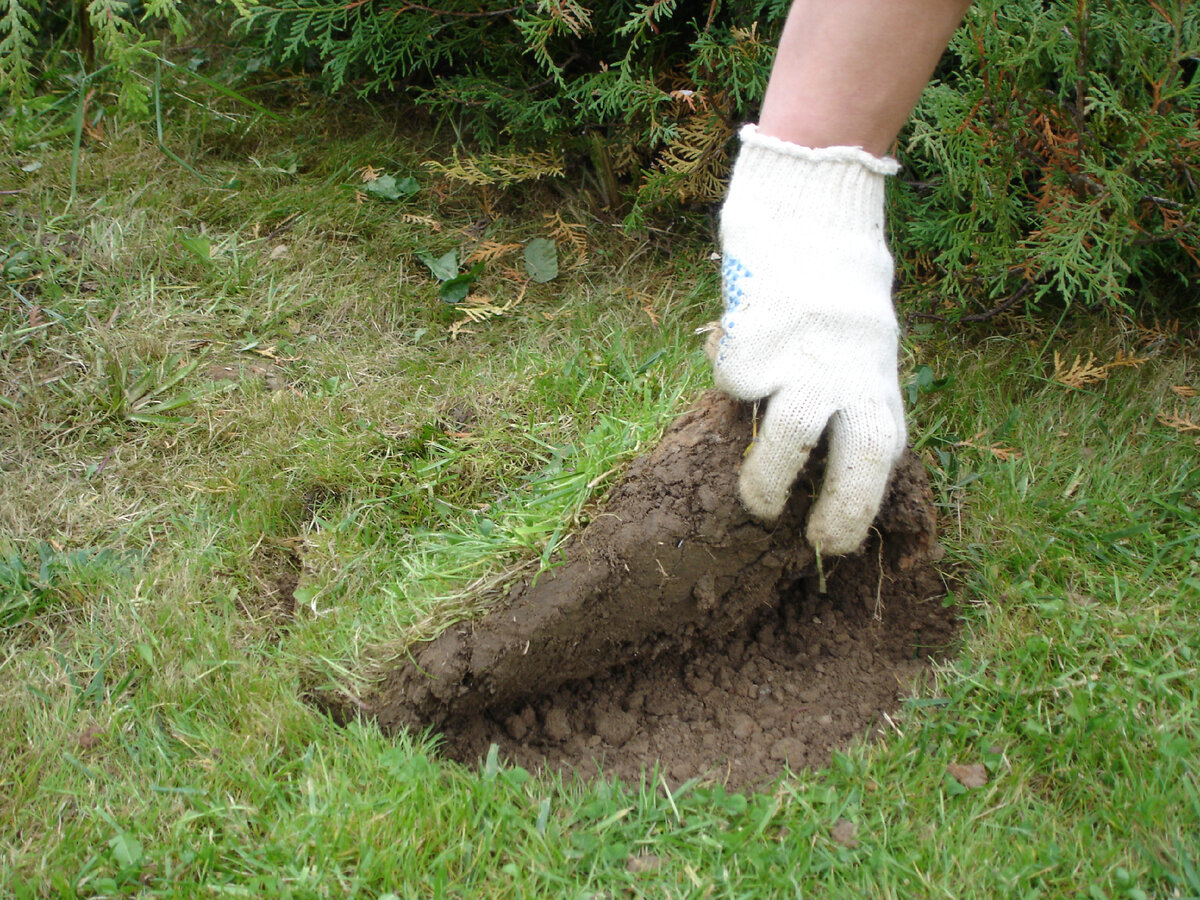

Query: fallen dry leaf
<box><xmin>1052</xmin><ymin>350</ymin><xmax>1148</xmax><ymax>389</ymax></box>
<box><xmin>249</xmin><ymin>346</ymin><xmax>299</xmax><ymax>362</ymax></box>
<box><xmin>1170</xmin><ymin>385</ymin><xmax>1197</xmax><ymax>399</ymax></box>
<box><xmin>668</xmin><ymin>88</ymin><xmax>706</xmax><ymax>111</ymax></box>
<box><xmin>447</xmin><ymin>284</ymin><xmax>528</xmax><ymax>340</ymax></box>
<box><xmin>948</xmin><ymin>762</ymin><xmax>989</xmax><ymax>789</ymax></box>
<box><xmin>955</xmin><ymin>430</ymin><xmax>1023</xmax><ymax>462</ymax></box>
<box><xmin>1134</xmin><ymin>317</ymin><xmax>1182</xmax><ymax>349</ymax></box>
<box><xmin>543</xmin><ymin>212</ymin><xmax>590</xmax><ymax>267</ymax></box>
<box><xmin>830</xmin><ymin>818</ymin><xmax>860</xmax><ymax>848</ymax></box>
<box><xmin>1053</xmin><ymin>352</ymin><xmax>1107</xmax><ymax>388</ymax></box>
<box><xmin>464</xmin><ymin>240</ymin><xmax>522</xmax><ymax>265</ymax></box>
<box><xmin>399</xmin><ymin>213</ymin><xmax>443</xmax><ymax>232</ymax></box>
<box><xmin>626</xmin><ymin>853</ymin><xmax>662</xmax><ymax>873</ymax></box>
<box><xmin>1157</xmin><ymin>409</ymin><xmax>1200</xmax><ymax>436</ymax></box>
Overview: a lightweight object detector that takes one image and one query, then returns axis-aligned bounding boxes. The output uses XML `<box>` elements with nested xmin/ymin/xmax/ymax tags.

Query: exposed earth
<box><xmin>437</xmin><ymin>552</ymin><xmax>957</xmax><ymax>789</ymax></box>
<box><xmin>330</xmin><ymin>391</ymin><xmax>959</xmax><ymax>789</ymax></box>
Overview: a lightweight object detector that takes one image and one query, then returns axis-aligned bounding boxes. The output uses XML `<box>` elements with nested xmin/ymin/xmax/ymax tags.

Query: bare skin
<box><xmin>759</xmin><ymin>0</ymin><xmax>974</xmax><ymax>155</ymax></box>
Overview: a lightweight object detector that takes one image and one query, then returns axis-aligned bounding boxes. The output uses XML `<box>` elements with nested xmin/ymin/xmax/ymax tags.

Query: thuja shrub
<box><xmin>0</xmin><ymin>0</ymin><xmax>197</xmax><ymax>118</ymax></box>
<box><xmin>243</xmin><ymin>0</ymin><xmax>786</xmax><ymax>210</ymax></box>
<box><xmin>9</xmin><ymin>0</ymin><xmax>1191</xmax><ymax>315</ymax></box>
<box><xmin>896</xmin><ymin>0</ymin><xmax>1199</xmax><ymax>316</ymax></box>
<box><xmin>242</xmin><ymin>0</ymin><xmax>1198</xmax><ymax>315</ymax></box>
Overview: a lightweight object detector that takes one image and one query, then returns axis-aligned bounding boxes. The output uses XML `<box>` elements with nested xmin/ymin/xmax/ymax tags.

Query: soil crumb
<box><xmin>348</xmin><ymin>391</ymin><xmax>957</xmax><ymax>789</ymax></box>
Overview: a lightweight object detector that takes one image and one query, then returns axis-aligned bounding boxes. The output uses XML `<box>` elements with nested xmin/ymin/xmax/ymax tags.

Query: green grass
<box><xmin>2</xmin><ymin>74</ymin><xmax>1199</xmax><ymax>899</ymax></box>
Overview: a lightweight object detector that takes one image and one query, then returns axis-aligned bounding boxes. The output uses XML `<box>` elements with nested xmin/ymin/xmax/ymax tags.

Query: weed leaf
<box><xmin>418</xmin><ymin>250</ymin><xmax>458</xmax><ymax>282</ymax></box>
<box><xmin>905</xmin><ymin>364</ymin><xmax>950</xmax><ymax>405</ymax></box>
<box><xmin>180</xmin><ymin>235</ymin><xmax>213</xmax><ymax>265</ymax></box>
<box><xmin>0</xmin><ymin>549</ymin><xmax>42</xmax><ymax>629</ymax></box>
<box><xmin>524</xmin><ymin>237</ymin><xmax>558</xmax><ymax>283</ymax></box>
<box><xmin>102</xmin><ymin>353</ymin><xmax>205</xmax><ymax>426</ymax></box>
<box><xmin>440</xmin><ymin>261</ymin><xmax>485</xmax><ymax>304</ymax></box>
<box><xmin>109</xmin><ymin>832</ymin><xmax>143</xmax><ymax>869</ymax></box>
<box><xmin>365</xmin><ymin>174</ymin><xmax>419</xmax><ymax>201</ymax></box>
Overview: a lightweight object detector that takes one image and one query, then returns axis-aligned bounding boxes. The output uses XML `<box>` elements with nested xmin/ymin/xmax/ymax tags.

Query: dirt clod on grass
<box><xmin>356</xmin><ymin>391</ymin><xmax>957</xmax><ymax>788</ymax></box>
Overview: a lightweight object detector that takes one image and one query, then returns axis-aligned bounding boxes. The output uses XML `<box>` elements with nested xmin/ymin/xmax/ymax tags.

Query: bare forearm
<box><xmin>759</xmin><ymin>0</ymin><xmax>972</xmax><ymax>155</ymax></box>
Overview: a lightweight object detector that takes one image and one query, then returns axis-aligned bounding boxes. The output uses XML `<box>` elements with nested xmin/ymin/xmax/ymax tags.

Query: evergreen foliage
<box><xmin>898</xmin><ymin>0</ymin><xmax>1199</xmax><ymax>315</ymax></box>
<box><xmin>242</xmin><ymin>0</ymin><xmax>1198</xmax><ymax>314</ymax></box>
<box><xmin>4</xmin><ymin>0</ymin><xmax>1196</xmax><ymax>314</ymax></box>
<box><xmin>243</xmin><ymin>0</ymin><xmax>786</xmax><ymax>211</ymax></box>
<box><xmin>0</xmin><ymin>0</ymin><xmax>239</xmax><ymax>118</ymax></box>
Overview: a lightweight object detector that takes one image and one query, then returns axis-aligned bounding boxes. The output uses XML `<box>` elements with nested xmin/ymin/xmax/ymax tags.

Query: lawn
<box><xmin>2</xmin><ymin>76</ymin><xmax>1199</xmax><ymax>898</ymax></box>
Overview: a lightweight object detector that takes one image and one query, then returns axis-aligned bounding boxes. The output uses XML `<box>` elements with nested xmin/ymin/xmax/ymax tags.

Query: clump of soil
<box><xmin>347</xmin><ymin>391</ymin><xmax>956</xmax><ymax>788</ymax></box>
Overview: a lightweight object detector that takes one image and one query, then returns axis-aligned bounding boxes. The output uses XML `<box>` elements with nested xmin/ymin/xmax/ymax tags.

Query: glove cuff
<box><xmin>725</xmin><ymin>124</ymin><xmax>898</xmax><ymax>238</ymax></box>
<box><xmin>738</xmin><ymin>124</ymin><xmax>900</xmax><ymax>174</ymax></box>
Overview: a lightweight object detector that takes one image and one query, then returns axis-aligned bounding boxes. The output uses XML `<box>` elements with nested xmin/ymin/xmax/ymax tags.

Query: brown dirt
<box><xmin>350</xmin><ymin>390</ymin><xmax>957</xmax><ymax>789</ymax></box>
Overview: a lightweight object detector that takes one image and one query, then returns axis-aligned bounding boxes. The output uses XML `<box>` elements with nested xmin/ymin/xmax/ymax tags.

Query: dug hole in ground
<box><xmin>318</xmin><ymin>391</ymin><xmax>959</xmax><ymax>789</ymax></box>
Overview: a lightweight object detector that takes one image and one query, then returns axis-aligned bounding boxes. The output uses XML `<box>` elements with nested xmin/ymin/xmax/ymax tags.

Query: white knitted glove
<box><xmin>713</xmin><ymin>124</ymin><xmax>907</xmax><ymax>555</ymax></box>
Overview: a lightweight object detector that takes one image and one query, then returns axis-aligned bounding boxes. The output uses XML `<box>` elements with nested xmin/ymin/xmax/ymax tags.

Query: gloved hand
<box><xmin>712</xmin><ymin>124</ymin><xmax>906</xmax><ymax>556</ymax></box>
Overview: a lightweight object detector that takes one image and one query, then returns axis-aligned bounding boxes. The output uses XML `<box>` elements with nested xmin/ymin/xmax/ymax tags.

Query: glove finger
<box><xmin>738</xmin><ymin>390</ymin><xmax>832</xmax><ymax>521</ymax></box>
<box><xmin>806</xmin><ymin>401</ymin><xmax>905</xmax><ymax>556</ymax></box>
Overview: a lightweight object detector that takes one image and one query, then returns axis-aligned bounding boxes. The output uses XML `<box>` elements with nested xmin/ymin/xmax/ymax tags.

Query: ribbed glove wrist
<box><xmin>724</xmin><ymin>124</ymin><xmax>898</xmax><ymax>234</ymax></box>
